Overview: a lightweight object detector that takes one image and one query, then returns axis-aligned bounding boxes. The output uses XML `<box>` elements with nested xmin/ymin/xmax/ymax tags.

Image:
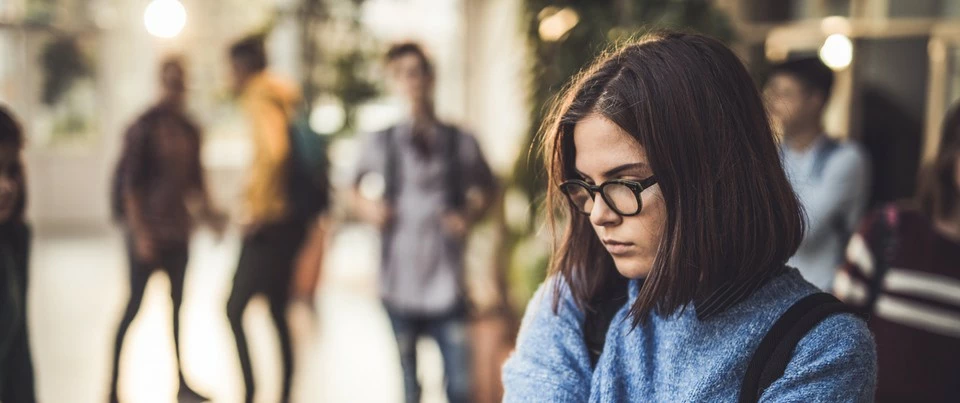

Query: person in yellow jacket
<box><xmin>225</xmin><ymin>36</ymin><xmax>325</xmax><ymax>403</ymax></box>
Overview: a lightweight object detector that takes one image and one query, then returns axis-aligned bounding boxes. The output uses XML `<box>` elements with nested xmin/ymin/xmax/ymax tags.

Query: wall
<box><xmin>20</xmin><ymin>0</ymin><xmax>281</xmax><ymax>229</ymax></box>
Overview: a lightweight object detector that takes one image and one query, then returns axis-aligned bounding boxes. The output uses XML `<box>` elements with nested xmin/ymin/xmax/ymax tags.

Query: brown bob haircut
<box><xmin>918</xmin><ymin>103</ymin><xmax>960</xmax><ymax>221</ymax></box>
<box><xmin>544</xmin><ymin>31</ymin><xmax>805</xmax><ymax>324</ymax></box>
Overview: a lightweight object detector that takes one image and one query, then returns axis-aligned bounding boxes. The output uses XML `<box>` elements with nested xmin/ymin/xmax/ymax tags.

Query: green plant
<box><xmin>40</xmin><ymin>36</ymin><xmax>92</xmax><ymax>106</ymax></box>
<box><xmin>298</xmin><ymin>0</ymin><xmax>381</xmax><ymax>137</ymax></box>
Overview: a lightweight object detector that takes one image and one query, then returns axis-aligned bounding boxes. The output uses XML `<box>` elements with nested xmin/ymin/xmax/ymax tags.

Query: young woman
<box><xmin>836</xmin><ymin>103</ymin><xmax>960</xmax><ymax>402</ymax></box>
<box><xmin>502</xmin><ymin>32</ymin><xmax>876</xmax><ymax>401</ymax></box>
<box><xmin>0</xmin><ymin>106</ymin><xmax>36</xmax><ymax>402</ymax></box>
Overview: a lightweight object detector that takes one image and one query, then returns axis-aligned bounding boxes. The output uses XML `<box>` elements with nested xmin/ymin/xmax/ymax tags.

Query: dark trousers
<box><xmin>2</xmin><ymin>317</ymin><xmax>36</xmax><ymax>403</ymax></box>
<box><xmin>110</xmin><ymin>240</ymin><xmax>191</xmax><ymax>401</ymax></box>
<box><xmin>226</xmin><ymin>222</ymin><xmax>306</xmax><ymax>403</ymax></box>
<box><xmin>386</xmin><ymin>304</ymin><xmax>472</xmax><ymax>403</ymax></box>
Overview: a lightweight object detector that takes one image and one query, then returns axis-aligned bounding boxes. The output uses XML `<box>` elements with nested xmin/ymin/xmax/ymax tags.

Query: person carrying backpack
<box><xmin>225</xmin><ymin>36</ymin><xmax>329</xmax><ymax>403</ymax></box>
<box><xmin>501</xmin><ymin>31</ymin><xmax>876</xmax><ymax>402</ymax></box>
<box><xmin>351</xmin><ymin>43</ymin><xmax>497</xmax><ymax>403</ymax></box>
<box><xmin>764</xmin><ymin>57</ymin><xmax>871</xmax><ymax>291</ymax></box>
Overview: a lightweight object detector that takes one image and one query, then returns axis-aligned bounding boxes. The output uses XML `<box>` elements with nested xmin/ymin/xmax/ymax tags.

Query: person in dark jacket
<box><xmin>108</xmin><ymin>56</ymin><xmax>224</xmax><ymax>403</ymax></box>
<box><xmin>0</xmin><ymin>105</ymin><xmax>37</xmax><ymax>402</ymax></box>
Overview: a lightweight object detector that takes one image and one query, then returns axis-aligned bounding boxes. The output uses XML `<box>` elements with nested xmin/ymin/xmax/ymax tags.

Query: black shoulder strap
<box><xmin>739</xmin><ymin>292</ymin><xmax>863</xmax><ymax>403</ymax></box>
<box><xmin>443</xmin><ymin>124</ymin><xmax>464</xmax><ymax>210</ymax></box>
<box><xmin>380</xmin><ymin>127</ymin><xmax>399</xmax><ymax>265</ymax></box>
<box><xmin>383</xmin><ymin>126</ymin><xmax>399</xmax><ymax>204</ymax></box>
<box><xmin>811</xmin><ymin>137</ymin><xmax>840</xmax><ymax>180</ymax></box>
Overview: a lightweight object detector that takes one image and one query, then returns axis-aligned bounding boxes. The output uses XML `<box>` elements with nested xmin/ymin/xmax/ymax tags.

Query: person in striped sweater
<box><xmin>836</xmin><ymin>102</ymin><xmax>960</xmax><ymax>402</ymax></box>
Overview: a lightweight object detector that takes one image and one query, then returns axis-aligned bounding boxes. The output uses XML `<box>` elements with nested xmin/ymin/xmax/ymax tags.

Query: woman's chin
<box><xmin>613</xmin><ymin>256</ymin><xmax>652</xmax><ymax>279</ymax></box>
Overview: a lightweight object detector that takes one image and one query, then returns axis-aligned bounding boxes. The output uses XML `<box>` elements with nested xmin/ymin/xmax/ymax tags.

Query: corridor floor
<box><xmin>27</xmin><ymin>225</ymin><xmax>446</xmax><ymax>403</ymax></box>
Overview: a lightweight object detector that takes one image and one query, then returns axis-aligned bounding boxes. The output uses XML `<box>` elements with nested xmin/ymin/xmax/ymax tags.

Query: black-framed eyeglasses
<box><xmin>559</xmin><ymin>177</ymin><xmax>658</xmax><ymax>216</ymax></box>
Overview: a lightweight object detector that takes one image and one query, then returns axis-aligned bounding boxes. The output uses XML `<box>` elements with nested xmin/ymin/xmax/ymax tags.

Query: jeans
<box><xmin>386</xmin><ymin>304</ymin><xmax>472</xmax><ymax>403</ymax></box>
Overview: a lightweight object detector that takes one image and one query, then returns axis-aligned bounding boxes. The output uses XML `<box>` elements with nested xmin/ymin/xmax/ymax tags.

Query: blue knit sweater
<box><xmin>502</xmin><ymin>269</ymin><xmax>876</xmax><ymax>402</ymax></box>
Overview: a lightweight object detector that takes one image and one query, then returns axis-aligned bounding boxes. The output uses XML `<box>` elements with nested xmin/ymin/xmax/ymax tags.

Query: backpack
<box><xmin>285</xmin><ymin>109</ymin><xmax>331</xmax><ymax>220</ymax></box>
<box><xmin>584</xmin><ymin>289</ymin><xmax>863</xmax><ymax>402</ymax></box>
<box><xmin>737</xmin><ymin>292</ymin><xmax>863</xmax><ymax>402</ymax></box>
<box><xmin>810</xmin><ymin>137</ymin><xmax>840</xmax><ymax>181</ymax></box>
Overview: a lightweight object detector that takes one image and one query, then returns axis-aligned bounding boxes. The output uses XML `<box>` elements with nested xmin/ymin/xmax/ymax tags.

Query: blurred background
<box><xmin>1</xmin><ymin>0</ymin><xmax>959</xmax><ymax>402</ymax></box>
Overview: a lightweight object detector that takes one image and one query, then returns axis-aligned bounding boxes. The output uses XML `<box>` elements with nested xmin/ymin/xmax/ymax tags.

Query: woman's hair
<box><xmin>0</xmin><ymin>105</ymin><xmax>26</xmax><ymax>223</ymax></box>
<box><xmin>918</xmin><ymin>103</ymin><xmax>960</xmax><ymax>221</ymax></box>
<box><xmin>543</xmin><ymin>31</ymin><xmax>805</xmax><ymax>324</ymax></box>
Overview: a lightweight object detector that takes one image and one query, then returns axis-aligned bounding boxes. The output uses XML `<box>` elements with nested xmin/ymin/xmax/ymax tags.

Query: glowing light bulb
<box><xmin>538</xmin><ymin>7</ymin><xmax>579</xmax><ymax>42</ymax></box>
<box><xmin>144</xmin><ymin>0</ymin><xmax>186</xmax><ymax>39</ymax></box>
<box><xmin>819</xmin><ymin>34</ymin><xmax>853</xmax><ymax>71</ymax></box>
<box><xmin>309</xmin><ymin>98</ymin><xmax>346</xmax><ymax>135</ymax></box>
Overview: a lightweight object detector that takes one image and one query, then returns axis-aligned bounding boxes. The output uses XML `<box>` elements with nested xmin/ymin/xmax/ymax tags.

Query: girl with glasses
<box><xmin>502</xmin><ymin>32</ymin><xmax>876</xmax><ymax>402</ymax></box>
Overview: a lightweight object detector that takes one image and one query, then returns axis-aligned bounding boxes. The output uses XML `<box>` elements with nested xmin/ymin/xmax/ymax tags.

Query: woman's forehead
<box><xmin>572</xmin><ymin>115</ymin><xmax>647</xmax><ymax>175</ymax></box>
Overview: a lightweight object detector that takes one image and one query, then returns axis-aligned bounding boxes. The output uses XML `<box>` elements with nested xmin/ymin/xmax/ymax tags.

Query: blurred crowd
<box><xmin>0</xmin><ymin>9</ymin><xmax>959</xmax><ymax>403</ymax></box>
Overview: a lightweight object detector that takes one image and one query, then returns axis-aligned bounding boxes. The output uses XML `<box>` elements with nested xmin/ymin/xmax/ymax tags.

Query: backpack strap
<box><xmin>811</xmin><ymin>137</ymin><xmax>840</xmax><ymax>181</ymax></box>
<box><xmin>811</xmin><ymin>137</ymin><xmax>859</xmax><ymax>257</ymax></box>
<box><xmin>380</xmin><ymin>126</ymin><xmax>400</xmax><ymax>266</ymax></box>
<box><xmin>443</xmin><ymin>125</ymin><xmax>465</xmax><ymax>210</ymax></box>
<box><xmin>383</xmin><ymin>123</ymin><xmax>464</xmax><ymax>210</ymax></box>
<box><xmin>383</xmin><ymin>126</ymin><xmax>399</xmax><ymax>204</ymax></box>
<box><xmin>739</xmin><ymin>292</ymin><xmax>863</xmax><ymax>403</ymax></box>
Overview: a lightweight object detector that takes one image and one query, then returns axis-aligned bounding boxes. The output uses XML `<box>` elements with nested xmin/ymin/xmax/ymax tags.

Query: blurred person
<box><xmin>351</xmin><ymin>42</ymin><xmax>497</xmax><ymax>403</ymax></box>
<box><xmin>764</xmin><ymin>57</ymin><xmax>871</xmax><ymax>291</ymax></box>
<box><xmin>0</xmin><ymin>106</ymin><xmax>36</xmax><ymax>402</ymax></box>
<box><xmin>225</xmin><ymin>36</ymin><xmax>329</xmax><ymax>403</ymax></box>
<box><xmin>835</xmin><ymin>103</ymin><xmax>960</xmax><ymax>402</ymax></box>
<box><xmin>108</xmin><ymin>56</ymin><xmax>224</xmax><ymax>403</ymax></box>
<box><xmin>502</xmin><ymin>32</ymin><xmax>876</xmax><ymax>401</ymax></box>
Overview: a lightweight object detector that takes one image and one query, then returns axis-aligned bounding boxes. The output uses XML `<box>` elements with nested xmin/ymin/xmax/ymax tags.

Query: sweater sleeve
<box><xmin>502</xmin><ymin>279</ymin><xmax>593</xmax><ymax>402</ymax></box>
<box><xmin>759</xmin><ymin>313</ymin><xmax>877</xmax><ymax>402</ymax></box>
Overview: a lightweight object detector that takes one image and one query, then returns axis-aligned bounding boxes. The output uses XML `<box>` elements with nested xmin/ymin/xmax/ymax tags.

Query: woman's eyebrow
<box><xmin>604</xmin><ymin>162</ymin><xmax>647</xmax><ymax>177</ymax></box>
<box><xmin>574</xmin><ymin>162</ymin><xmax>647</xmax><ymax>181</ymax></box>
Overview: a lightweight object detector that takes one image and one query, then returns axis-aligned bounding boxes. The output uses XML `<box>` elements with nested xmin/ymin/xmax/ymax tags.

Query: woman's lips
<box><xmin>602</xmin><ymin>239</ymin><xmax>635</xmax><ymax>256</ymax></box>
